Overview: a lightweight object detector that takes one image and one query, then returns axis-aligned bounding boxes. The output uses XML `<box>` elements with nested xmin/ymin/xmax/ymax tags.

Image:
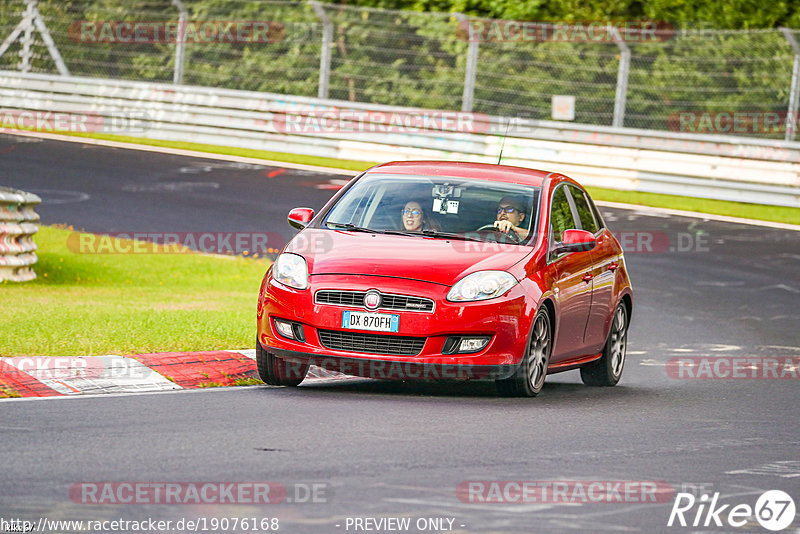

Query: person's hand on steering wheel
<box><xmin>493</xmin><ymin>220</ymin><xmax>523</xmax><ymax>241</ymax></box>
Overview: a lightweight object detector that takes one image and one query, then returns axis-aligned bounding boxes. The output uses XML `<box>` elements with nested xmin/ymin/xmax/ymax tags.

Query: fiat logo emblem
<box><xmin>364</xmin><ymin>290</ymin><xmax>381</xmax><ymax>310</ymax></box>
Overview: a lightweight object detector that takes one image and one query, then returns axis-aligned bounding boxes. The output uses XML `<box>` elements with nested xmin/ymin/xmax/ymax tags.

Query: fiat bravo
<box><xmin>256</xmin><ymin>161</ymin><xmax>632</xmax><ymax>396</ymax></box>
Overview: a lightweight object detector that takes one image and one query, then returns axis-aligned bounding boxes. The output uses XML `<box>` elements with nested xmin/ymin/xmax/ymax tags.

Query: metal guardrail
<box><xmin>0</xmin><ymin>186</ymin><xmax>40</xmax><ymax>282</ymax></box>
<box><xmin>1</xmin><ymin>71</ymin><xmax>799</xmax><ymax>208</ymax></box>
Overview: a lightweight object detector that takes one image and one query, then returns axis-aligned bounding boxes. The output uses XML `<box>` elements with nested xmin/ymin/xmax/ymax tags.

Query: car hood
<box><xmin>285</xmin><ymin>229</ymin><xmax>532</xmax><ymax>286</ymax></box>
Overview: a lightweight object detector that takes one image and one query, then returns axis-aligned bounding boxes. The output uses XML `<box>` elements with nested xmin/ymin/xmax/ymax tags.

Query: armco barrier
<box><xmin>1</xmin><ymin>71</ymin><xmax>799</xmax><ymax>208</ymax></box>
<box><xmin>0</xmin><ymin>187</ymin><xmax>41</xmax><ymax>282</ymax></box>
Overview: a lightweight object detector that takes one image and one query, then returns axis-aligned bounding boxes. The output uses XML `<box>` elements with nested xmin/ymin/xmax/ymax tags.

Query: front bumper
<box><xmin>270</xmin><ymin>347</ymin><xmax>519</xmax><ymax>381</ymax></box>
<box><xmin>257</xmin><ymin>273</ymin><xmax>533</xmax><ymax>379</ymax></box>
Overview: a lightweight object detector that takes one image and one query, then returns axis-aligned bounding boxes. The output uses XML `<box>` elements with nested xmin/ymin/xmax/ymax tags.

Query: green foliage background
<box><xmin>0</xmin><ymin>0</ymin><xmax>797</xmax><ymax>136</ymax></box>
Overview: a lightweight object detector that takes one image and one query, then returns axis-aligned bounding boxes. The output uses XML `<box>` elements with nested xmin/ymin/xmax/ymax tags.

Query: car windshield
<box><xmin>324</xmin><ymin>173</ymin><xmax>540</xmax><ymax>244</ymax></box>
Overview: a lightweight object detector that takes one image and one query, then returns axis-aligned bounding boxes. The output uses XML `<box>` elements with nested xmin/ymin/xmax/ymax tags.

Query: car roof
<box><xmin>367</xmin><ymin>161</ymin><xmax>550</xmax><ymax>187</ymax></box>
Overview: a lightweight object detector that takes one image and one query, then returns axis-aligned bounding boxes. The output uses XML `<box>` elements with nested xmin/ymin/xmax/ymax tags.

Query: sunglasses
<box><xmin>402</xmin><ymin>209</ymin><xmax>422</xmax><ymax>216</ymax></box>
<box><xmin>497</xmin><ymin>206</ymin><xmax>520</xmax><ymax>214</ymax></box>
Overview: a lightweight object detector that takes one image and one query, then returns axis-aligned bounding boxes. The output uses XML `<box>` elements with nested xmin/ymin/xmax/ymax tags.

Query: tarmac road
<box><xmin>1</xmin><ymin>133</ymin><xmax>798</xmax><ymax>533</ymax></box>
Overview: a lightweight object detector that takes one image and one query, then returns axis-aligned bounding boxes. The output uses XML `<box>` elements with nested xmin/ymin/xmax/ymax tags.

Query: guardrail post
<box><xmin>0</xmin><ymin>187</ymin><xmax>41</xmax><ymax>282</ymax></box>
<box><xmin>0</xmin><ymin>0</ymin><xmax>69</xmax><ymax>75</ymax></box>
<box><xmin>310</xmin><ymin>1</ymin><xmax>333</xmax><ymax>100</ymax></box>
<box><xmin>780</xmin><ymin>28</ymin><xmax>800</xmax><ymax>142</ymax></box>
<box><xmin>455</xmin><ymin>13</ymin><xmax>478</xmax><ymax>112</ymax></box>
<box><xmin>171</xmin><ymin>0</ymin><xmax>188</xmax><ymax>84</ymax></box>
<box><xmin>19</xmin><ymin>0</ymin><xmax>35</xmax><ymax>72</ymax></box>
<box><xmin>610</xmin><ymin>26</ymin><xmax>630</xmax><ymax>128</ymax></box>
<box><xmin>30</xmin><ymin>1</ymin><xmax>69</xmax><ymax>75</ymax></box>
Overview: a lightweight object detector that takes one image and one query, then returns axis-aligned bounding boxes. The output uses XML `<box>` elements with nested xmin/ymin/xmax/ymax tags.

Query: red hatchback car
<box><xmin>256</xmin><ymin>161</ymin><xmax>632</xmax><ymax>396</ymax></box>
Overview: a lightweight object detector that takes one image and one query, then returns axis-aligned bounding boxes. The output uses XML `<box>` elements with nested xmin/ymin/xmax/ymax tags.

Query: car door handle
<box><xmin>582</xmin><ymin>273</ymin><xmax>593</xmax><ymax>283</ymax></box>
<box><xmin>607</xmin><ymin>262</ymin><xmax>618</xmax><ymax>272</ymax></box>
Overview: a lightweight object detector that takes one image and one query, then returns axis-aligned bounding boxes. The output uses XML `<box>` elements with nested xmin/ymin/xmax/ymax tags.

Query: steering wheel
<box><xmin>475</xmin><ymin>224</ymin><xmax>521</xmax><ymax>242</ymax></box>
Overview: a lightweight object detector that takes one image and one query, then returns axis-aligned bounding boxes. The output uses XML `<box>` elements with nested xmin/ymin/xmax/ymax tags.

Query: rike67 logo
<box><xmin>668</xmin><ymin>490</ymin><xmax>796</xmax><ymax>531</ymax></box>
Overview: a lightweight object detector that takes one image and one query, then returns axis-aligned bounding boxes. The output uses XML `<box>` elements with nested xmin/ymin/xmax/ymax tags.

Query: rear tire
<box><xmin>256</xmin><ymin>338</ymin><xmax>308</xmax><ymax>386</ymax></box>
<box><xmin>580</xmin><ymin>303</ymin><xmax>627</xmax><ymax>386</ymax></box>
<box><xmin>496</xmin><ymin>307</ymin><xmax>552</xmax><ymax>397</ymax></box>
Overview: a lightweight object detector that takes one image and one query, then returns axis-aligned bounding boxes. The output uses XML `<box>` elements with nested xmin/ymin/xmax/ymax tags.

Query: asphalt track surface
<box><xmin>1</xmin><ymin>133</ymin><xmax>799</xmax><ymax>533</ymax></box>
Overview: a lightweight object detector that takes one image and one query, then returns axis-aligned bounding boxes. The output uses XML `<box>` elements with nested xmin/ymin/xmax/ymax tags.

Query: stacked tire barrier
<box><xmin>0</xmin><ymin>187</ymin><xmax>41</xmax><ymax>282</ymax></box>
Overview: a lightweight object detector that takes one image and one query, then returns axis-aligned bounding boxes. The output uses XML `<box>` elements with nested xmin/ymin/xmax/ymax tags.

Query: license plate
<box><xmin>342</xmin><ymin>311</ymin><xmax>399</xmax><ymax>332</ymax></box>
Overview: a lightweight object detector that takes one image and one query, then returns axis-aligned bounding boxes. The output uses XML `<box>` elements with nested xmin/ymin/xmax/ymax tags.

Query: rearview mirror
<box><xmin>287</xmin><ymin>207</ymin><xmax>315</xmax><ymax>230</ymax></box>
<box><xmin>552</xmin><ymin>228</ymin><xmax>596</xmax><ymax>255</ymax></box>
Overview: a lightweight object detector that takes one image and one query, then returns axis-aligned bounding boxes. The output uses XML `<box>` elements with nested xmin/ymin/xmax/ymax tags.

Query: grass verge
<box><xmin>51</xmin><ymin>131</ymin><xmax>800</xmax><ymax>226</ymax></box>
<box><xmin>585</xmin><ymin>187</ymin><xmax>800</xmax><ymax>226</ymax></box>
<box><xmin>0</xmin><ymin>225</ymin><xmax>269</xmax><ymax>356</ymax></box>
<box><xmin>65</xmin><ymin>132</ymin><xmax>379</xmax><ymax>172</ymax></box>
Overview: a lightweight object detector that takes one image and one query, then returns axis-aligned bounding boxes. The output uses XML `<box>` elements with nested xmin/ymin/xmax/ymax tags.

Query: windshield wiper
<box><xmin>325</xmin><ymin>221</ymin><xmax>380</xmax><ymax>234</ymax></box>
<box><xmin>420</xmin><ymin>230</ymin><xmax>484</xmax><ymax>242</ymax></box>
<box><xmin>383</xmin><ymin>229</ymin><xmax>482</xmax><ymax>242</ymax></box>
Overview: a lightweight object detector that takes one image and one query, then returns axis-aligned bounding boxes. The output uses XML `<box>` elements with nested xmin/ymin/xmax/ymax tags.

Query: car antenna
<box><xmin>497</xmin><ymin>118</ymin><xmax>512</xmax><ymax>165</ymax></box>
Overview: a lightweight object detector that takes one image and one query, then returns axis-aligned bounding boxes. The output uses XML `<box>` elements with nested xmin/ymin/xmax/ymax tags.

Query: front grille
<box><xmin>318</xmin><ymin>330</ymin><xmax>426</xmax><ymax>356</ymax></box>
<box><xmin>380</xmin><ymin>294</ymin><xmax>434</xmax><ymax>312</ymax></box>
<box><xmin>315</xmin><ymin>290</ymin><xmax>434</xmax><ymax>312</ymax></box>
<box><xmin>316</xmin><ymin>290</ymin><xmax>364</xmax><ymax>307</ymax></box>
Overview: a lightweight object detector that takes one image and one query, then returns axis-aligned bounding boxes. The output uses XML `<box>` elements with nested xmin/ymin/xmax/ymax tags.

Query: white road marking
<box><xmin>3</xmin><ymin>129</ymin><xmax>357</xmax><ymax>176</ymax></box>
<box><xmin>121</xmin><ymin>182</ymin><xmax>219</xmax><ymax>192</ymax></box>
<box><xmin>384</xmin><ymin>497</ymin><xmax>566</xmax><ymax>514</ymax></box>
<box><xmin>760</xmin><ymin>284</ymin><xmax>800</xmax><ymax>293</ymax></box>
<box><xmin>695</xmin><ymin>281</ymin><xmax>746</xmax><ymax>287</ymax></box>
<box><xmin>727</xmin><ymin>461</ymin><xmax>800</xmax><ymax>479</ymax></box>
<box><xmin>23</xmin><ymin>189</ymin><xmax>89</xmax><ymax>204</ymax></box>
<box><xmin>596</xmin><ymin>200</ymin><xmax>800</xmax><ymax>231</ymax></box>
<box><xmin>708</xmin><ymin>344</ymin><xmax>742</xmax><ymax>352</ymax></box>
<box><xmin>224</xmin><ymin>349</ymin><xmax>350</xmax><ymax>380</ymax></box>
<box><xmin>639</xmin><ymin>359</ymin><xmax>665</xmax><ymax>366</ymax></box>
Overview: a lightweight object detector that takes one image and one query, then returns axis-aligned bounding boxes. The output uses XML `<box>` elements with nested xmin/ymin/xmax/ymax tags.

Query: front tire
<box><xmin>256</xmin><ymin>339</ymin><xmax>308</xmax><ymax>386</ymax></box>
<box><xmin>496</xmin><ymin>307</ymin><xmax>552</xmax><ymax>397</ymax></box>
<box><xmin>580</xmin><ymin>303</ymin><xmax>628</xmax><ymax>386</ymax></box>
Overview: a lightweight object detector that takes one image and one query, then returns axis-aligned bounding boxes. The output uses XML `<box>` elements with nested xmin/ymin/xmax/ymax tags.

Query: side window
<box><xmin>568</xmin><ymin>186</ymin><xmax>599</xmax><ymax>235</ymax></box>
<box><xmin>587</xmin><ymin>194</ymin><xmax>605</xmax><ymax>230</ymax></box>
<box><xmin>549</xmin><ymin>186</ymin><xmax>576</xmax><ymax>242</ymax></box>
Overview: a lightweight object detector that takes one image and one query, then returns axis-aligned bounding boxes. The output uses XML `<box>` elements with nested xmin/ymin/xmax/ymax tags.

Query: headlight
<box><xmin>273</xmin><ymin>253</ymin><xmax>308</xmax><ymax>290</ymax></box>
<box><xmin>447</xmin><ymin>271</ymin><xmax>517</xmax><ymax>302</ymax></box>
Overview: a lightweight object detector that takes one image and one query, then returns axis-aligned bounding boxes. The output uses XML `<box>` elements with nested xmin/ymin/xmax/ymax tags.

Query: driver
<box><xmin>493</xmin><ymin>196</ymin><xmax>528</xmax><ymax>240</ymax></box>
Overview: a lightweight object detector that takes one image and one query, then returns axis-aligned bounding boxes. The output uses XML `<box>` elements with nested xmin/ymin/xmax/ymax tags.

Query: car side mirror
<box><xmin>552</xmin><ymin>228</ymin><xmax>596</xmax><ymax>255</ymax></box>
<box><xmin>287</xmin><ymin>207</ymin><xmax>315</xmax><ymax>230</ymax></box>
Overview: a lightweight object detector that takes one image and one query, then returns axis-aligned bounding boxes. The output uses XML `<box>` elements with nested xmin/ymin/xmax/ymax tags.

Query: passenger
<box><xmin>493</xmin><ymin>196</ymin><xmax>529</xmax><ymax>240</ymax></box>
<box><xmin>402</xmin><ymin>201</ymin><xmax>440</xmax><ymax>232</ymax></box>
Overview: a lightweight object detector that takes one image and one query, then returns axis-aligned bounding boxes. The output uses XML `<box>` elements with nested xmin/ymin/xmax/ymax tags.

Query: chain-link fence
<box><xmin>1</xmin><ymin>0</ymin><xmax>798</xmax><ymax>140</ymax></box>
